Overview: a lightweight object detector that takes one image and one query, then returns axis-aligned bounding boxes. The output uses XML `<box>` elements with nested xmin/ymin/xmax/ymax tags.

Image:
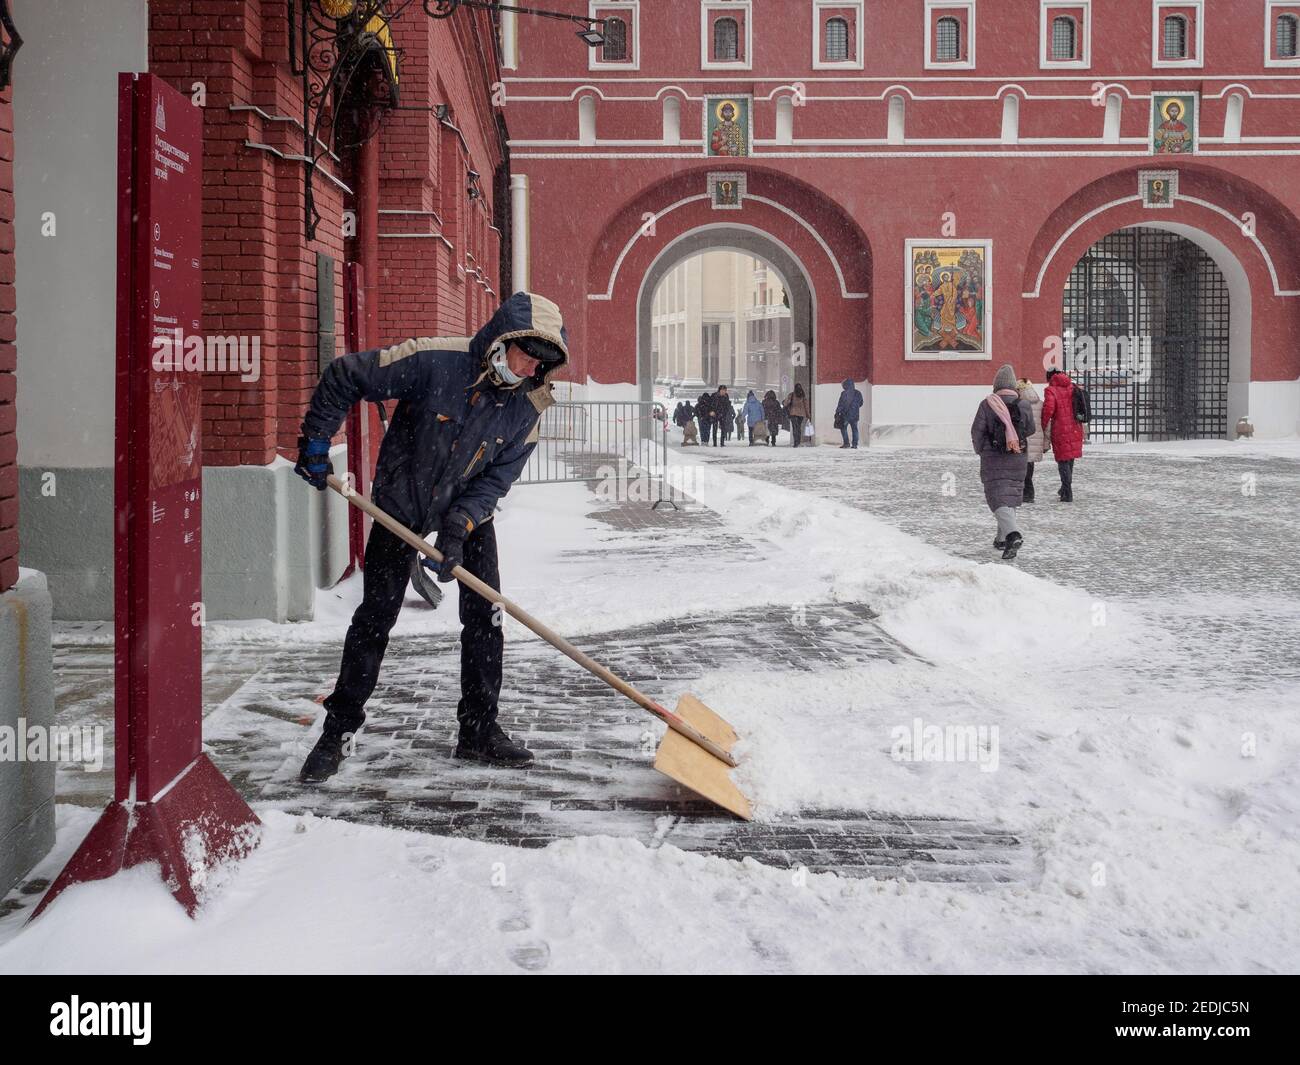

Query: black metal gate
<box><xmin>1061</xmin><ymin>227</ymin><xmax>1230</xmax><ymax>441</ymax></box>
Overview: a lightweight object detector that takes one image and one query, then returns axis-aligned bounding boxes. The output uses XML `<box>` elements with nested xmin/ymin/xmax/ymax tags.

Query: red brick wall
<box><xmin>147</xmin><ymin>0</ymin><xmax>505</xmax><ymax>465</ymax></box>
<box><xmin>0</xmin><ymin>90</ymin><xmax>15</xmax><ymax>594</ymax></box>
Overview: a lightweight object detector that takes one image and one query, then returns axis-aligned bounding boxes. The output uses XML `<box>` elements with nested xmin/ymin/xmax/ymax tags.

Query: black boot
<box><xmin>994</xmin><ymin>537</ymin><xmax>1006</xmax><ymax>550</ymax></box>
<box><xmin>455</xmin><ymin>722</ymin><xmax>534</xmax><ymax>768</ymax></box>
<box><xmin>1001</xmin><ymin>532</ymin><xmax>1023</xmax><ymax>560</ymax></box>
<box><xmin>300</xmin><ymin>730</ymin><xmax>351</xmax><ymax>783</ymax></box>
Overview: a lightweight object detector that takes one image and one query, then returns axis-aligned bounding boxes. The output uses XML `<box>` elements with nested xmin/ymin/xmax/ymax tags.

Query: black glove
<box><xmin>294</xmin><ymin>435</ymin><xmax>331</xmax><ymax>490</ymax></box>
<box><xmin>428</xmin><ymin>510</ymin><xmax>472</xmax><ymax>582</ymax></box>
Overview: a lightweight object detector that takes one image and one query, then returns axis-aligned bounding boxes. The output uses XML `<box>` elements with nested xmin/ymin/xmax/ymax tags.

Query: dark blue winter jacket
<box><xmin>835</xmin><ymin>379</ymin><xmax>864</xmax><ymax>424</ymax></box>
<box><xmin>743</xmin><ymin>392</ymin><xmax>764</xmax><ymax>426</ymax></box>
<box><xmin>301</xmin><ymin>291</ymin><xmax>569</xmax><ymax>534</ymax></box>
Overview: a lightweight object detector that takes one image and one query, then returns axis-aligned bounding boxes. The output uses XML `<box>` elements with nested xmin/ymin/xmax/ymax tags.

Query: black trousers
<box><xmin>1024</xmin><ymin>461</ymin><xmax>1036</xmax><ymax>502</ymax></box>
<box><xmin>322</xmin><ymin>520</ymin><xmax>503</xmax><ymax>740</ymax></box>
<box><xmin>1057</xmin><ymin>458</ymin><xmax>1075</xmax><ymax>499</ymax></box>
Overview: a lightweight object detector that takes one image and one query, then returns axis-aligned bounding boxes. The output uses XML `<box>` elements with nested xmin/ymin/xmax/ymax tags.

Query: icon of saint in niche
<box><xmin>1154</xmin><ymin>100</ymin><xmax>1192</xmax><ymax>154</ymax></box>
<box><xmin>710</xmin><ymin>100</ymin><xmax>747</xmax><ymax>156</ymax></box>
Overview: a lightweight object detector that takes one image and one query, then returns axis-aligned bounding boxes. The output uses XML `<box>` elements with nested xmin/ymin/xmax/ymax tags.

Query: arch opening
<box><xmin>1061</xmin><ymin>225</ymin><xmax>1247</xmax><ymax>441</ymax></box>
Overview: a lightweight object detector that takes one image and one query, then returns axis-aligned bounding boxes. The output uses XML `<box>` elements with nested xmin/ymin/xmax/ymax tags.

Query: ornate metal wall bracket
<box><xmin>291</xmin><ymin>0</ymin><xmax>404</xmax><ymax>240</ymax></box>
<box><xmin>0</xmin><ymin>1</ymin><xmax>23</xmax><ymax>92</ymax></box>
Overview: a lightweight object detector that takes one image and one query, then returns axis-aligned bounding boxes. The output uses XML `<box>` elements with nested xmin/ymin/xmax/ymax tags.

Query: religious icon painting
<box><xmin>1152</xmin><ymin>92</ymin><xmax>1197</xmax><ymax>154</ymax></box>
<box><xmin>1139</xmin><ymin>169</ymin><xmax>1179</xmax><ymax>208</ymax></box>
<box><xmin>707</xmin><ymin>171</ymin><xmax>746</xmax><ymax>209</ymax></box>
<box><xmin>905</xmin><ymin>239</ymin><xmax>992</xmax><ymax>361</ymax></box>
<box><xmin>704</xmin><ymin>95</ymin><xmax>752</xmax><ymax>157</ymax></box>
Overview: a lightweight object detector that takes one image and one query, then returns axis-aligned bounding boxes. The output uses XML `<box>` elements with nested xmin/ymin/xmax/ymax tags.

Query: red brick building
<box><xmin>13</xmin><ymin>0</ymin><xmax>508</xmax><ymax>620</ymax></box>
<box><xmin>503</xmin><ymin>0</ymin><xmax>1300</xmax><ymax>444</ymax></box>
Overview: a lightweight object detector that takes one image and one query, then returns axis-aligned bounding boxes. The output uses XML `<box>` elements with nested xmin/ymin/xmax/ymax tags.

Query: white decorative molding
<box><xmin>1022</xmin><ymin>193</ymin><xmax>1300</xmax><ymax>298</ymax></box>
<box><xmin>1039</xmin><ymin>1</ymin><xmax>1091</xmax><ymax>70</ymax></box>
<box><xmin>588</xmin><ymin>193</ymin><xmax>868</xmax><ymax>300</ymax></box>
<box><xmin>1152</xmin><ymin>1</ymin><xmax>1204</xmax><ymax>69</ymax></box>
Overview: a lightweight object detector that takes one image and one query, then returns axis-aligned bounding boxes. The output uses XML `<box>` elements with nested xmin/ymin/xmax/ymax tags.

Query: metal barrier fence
<box><xmin>519</xmin><ymin>400</ymin><xmax>677</xmax><ymax>508</ymax></box>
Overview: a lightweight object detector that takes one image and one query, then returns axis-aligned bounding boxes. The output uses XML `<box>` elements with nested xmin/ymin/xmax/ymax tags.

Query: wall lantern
<box><xmin>423</xmin><ymin>0</ymin><xmax>607</xmax><ymax>47</ymax></box>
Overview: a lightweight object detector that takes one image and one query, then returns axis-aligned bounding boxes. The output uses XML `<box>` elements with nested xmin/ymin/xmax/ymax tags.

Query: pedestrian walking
<box><xmin>1041</xmin><ymin>368</ymin><xmax>1085</xmax><ymax>502</ymax></box>
<box><xmin>971</xmin><ymin>363</ymin><xmax>1030</xmax><ymax>560</ymax></box>
<box><xmin>697</xmin><ymin>389</ymin><xmax>716</xmax><ymax>446</ymax></box>
<box><xmin>784</xmin><ymin>383</ymin><xmax>810</xmax><ymax>447</ymax></box>
<box><xmin>833</xmin><ymin>378</ymin><xmax>863</xmax><ymax>449</ymax></box>
<box><xmin>715</xmin><ymin>384</ymin><xmax>731</xmax><ymax>447</ymax></box>
<box><xmin>743</xmin><ymin>389</ymin><xmax>765</xmax><ymax>445</ymax></box>
<box><xmin>1016</xmin><ymin>377</ymin><xmax>1046</xmax><ymax>502</ymax></box>
<box><xmin>762</xmin><ymin>389</ymin><xmax>783</xmax><ymax>447</ymax></box>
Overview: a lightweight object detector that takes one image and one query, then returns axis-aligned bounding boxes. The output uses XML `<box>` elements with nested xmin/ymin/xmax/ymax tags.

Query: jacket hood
<box><xmin>1048</xmin><ymin>372</ymin><xmax>1074</xmax><ymax>390</ymax></box>
<box><xmin>471</xmin><ymin>291</ymin><xmax>570</xmax><ymax>388</ymax></box>
<box><xmin>842</xmin><ymin>379</ymin><xmax>855</xmax><ymax>390</ymax></box>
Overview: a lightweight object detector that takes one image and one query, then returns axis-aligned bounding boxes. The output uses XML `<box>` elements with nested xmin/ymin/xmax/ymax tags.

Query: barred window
<box><xmin>825</xmin><ymin>16</ymin><xmax>849</xmax><ymax>61</ymax></box>
<box><xmin>602</xmin><ymin>17</ymin><xmax>627</xmax><ymax>61</ymax></box>
<box><xmin>1278</xmin><ymin>14</ymin><xmax>1299</xmax><ymax>58</ymax></box>
<box><xmin>936</xmin><ymin>16</ymin><xmax>961</xmax><ymax>61</ymax></box>
<box><xmin>1163</xmin><ymin>15</ymin><xmax>1188</xmax><ymax>59</ymax></box>
<box><xmin>1051</xmin><ymin>16</ymin><xmax>1076</xmax><ymax>60</ymax></box>
<box><xmin>714</xmin><ymin>17</ymin><xmax>739</xmax><ymax>61</ymax></box>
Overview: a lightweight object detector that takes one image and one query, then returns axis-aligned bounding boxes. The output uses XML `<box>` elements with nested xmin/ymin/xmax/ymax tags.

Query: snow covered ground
<box><xmin>2</xmin><ymin>439</ymin><xmax>1298</xmax><ymax>973</ymax></box>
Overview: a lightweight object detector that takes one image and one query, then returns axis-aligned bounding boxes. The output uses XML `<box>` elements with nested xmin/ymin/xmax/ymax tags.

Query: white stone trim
<box><xmin>588</xmin><ymin>193</ymin><xmax>868</xmax><ymax>301</ymax></box>
<box><xmin>925</xmin><ymin>0</ymin><xmax>977</xmax><ymax>71</ymax></box>
<box><xmin>702</xmin><ymin>1</ymin><xmax>752</xmax><ymax>71</ymax></box>
<box><xmin>1265</xmin><ymin>1</ymin><xmax>1300</xmax><ymax>66</ymax></box>
<box><xmin>813</xmin><ymin>0</ymin><xmax>865</xmax><ymax>71</ymax></box>
<box><xmin>589</xmin><ymin>2</ymin><xmax>640</xmax><ymax>72</ymax></box>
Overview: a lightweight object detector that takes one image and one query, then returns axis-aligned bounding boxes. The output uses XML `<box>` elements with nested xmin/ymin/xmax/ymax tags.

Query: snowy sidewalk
<box><xmin>4</xmin><ymin>440</ymin><xmax>1298</xmax><ymax>973</ymax></box>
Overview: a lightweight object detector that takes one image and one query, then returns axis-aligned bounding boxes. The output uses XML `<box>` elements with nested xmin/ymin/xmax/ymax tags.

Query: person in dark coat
<box><xmin>971</xmin><ymin>363</ymin><xmax>1030</xmax><ymax>560</ymax></box>
<box><xmin>1041</xmin><ymin>368</ymin><xmax>1085</xmax><ymax>502</ymax></box>
<box><xmin>715</xmin><ymin>384</ymin><xmax>732</xmax><ymax>446</ymax></box>
<box><xmin>834</xmin><ymin>378</ymin><xmax>864</xmax><ymax>449</ymax></box>
<box><xmin>762</xmin><ymin>389</ymin><xmax>783</xmax><ymax>447</ymax></box>
<box><xmin>1016</xmin><ymin>378</ymin><xmax>1046</xmax><ymax>503</ymax></box>
<box><xmin>293</xmin><ymin>291</ymin><xmax>569</xmax><ymax>780</ymax></box>
<box><xmin>697</xmin><ymin>390</ymin><xmax>715</xmax><ymax>445</ymax></box>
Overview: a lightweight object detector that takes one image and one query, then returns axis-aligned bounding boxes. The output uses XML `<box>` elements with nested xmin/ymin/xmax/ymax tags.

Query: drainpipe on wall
<box><xmin>510</xmin><ymin>173</ymin><xmax>529</xmax><ymax>294</ymax></box>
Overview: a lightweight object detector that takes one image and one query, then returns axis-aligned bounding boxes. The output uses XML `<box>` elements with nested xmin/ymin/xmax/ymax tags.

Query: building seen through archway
<box><xmin>649</xmin><ymin>250</ymin><xmax>793</xmax><ymax>402</ymax></box>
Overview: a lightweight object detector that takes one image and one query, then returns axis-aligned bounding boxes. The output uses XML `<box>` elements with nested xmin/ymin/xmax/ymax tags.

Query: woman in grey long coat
<box><xmin>971</xmin><ymin>364</ymin><xmax>1029</xmax><ymax>560</ymax></box>
<box><xmin>1016</xmin><ymin>377</ymin><xmax>1047</xmax><ymax>503</ymax></box>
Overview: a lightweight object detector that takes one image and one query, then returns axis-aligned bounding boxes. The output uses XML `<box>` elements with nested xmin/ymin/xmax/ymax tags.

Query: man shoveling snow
<box><xmin>292</xmin><ymin>291</ymin><xmax>569</xmax><ymax>780</ymax></box>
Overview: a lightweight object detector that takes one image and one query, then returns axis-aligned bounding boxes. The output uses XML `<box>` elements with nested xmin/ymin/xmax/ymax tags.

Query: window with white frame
<box><xmin>1152</xmin><ymin>2</ymin><xmax>1201</xmax><ymax>67</ymax></box>
<box><xmin>589</xmin><ymin>3</ymin><xmax>638</xmax><ymax>69</ymax></box>
<box><xmin>814</xmin><ymin>1</ymin><xmax>863</xmax><ymax>68</ymax></box>
<box><xmin>1040</xmin><ymin>3</ymin><xmax>1089</xmax><ymax>68</ymax></box>
<box><xmin>926</xmin><ymin>2</ymin><xmax>974</xmax><ymax>69</ymax></box>
<box><xmin>702</xmin><ymin>2</ymin><xmax>751</xmax><ymax>68</ymax></box>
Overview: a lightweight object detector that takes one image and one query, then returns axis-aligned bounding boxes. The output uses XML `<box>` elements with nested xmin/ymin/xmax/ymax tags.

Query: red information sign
<box><xmin>115</xmin><ymin>72</ymin><xmax>205</xmax><ymax>803</ymax></box>
<box><xmin>32</xmin><ymin>75</ymin><xmax>258</xmax><ymax>921</ymax></box>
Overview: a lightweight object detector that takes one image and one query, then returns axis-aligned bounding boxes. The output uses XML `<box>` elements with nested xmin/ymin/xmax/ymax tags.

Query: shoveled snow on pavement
<box><xmin>1</xmin><ymin>439</ymin><xmax>1297</xmax><ymax>973</ymax></box>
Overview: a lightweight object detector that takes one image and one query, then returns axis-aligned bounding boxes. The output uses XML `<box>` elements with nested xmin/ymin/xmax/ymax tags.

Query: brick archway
<box><xmin>579</xmin><ymin>165</ymin><xmax>872</xmax><ymax>438</ymax></box>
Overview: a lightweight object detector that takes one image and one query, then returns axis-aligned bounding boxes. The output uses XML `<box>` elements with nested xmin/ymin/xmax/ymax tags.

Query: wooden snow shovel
<box><xmin>325</xmin><ymin>476</ymin><xmax>752</xmax><ymax>820</ymax></box>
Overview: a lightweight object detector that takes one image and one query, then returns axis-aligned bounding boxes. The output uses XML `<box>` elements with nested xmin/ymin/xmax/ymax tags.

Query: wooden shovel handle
<box><xmin>324</xmin><ymin>476</ymin><xmax>737</xmax><ymax>767</ymax></box>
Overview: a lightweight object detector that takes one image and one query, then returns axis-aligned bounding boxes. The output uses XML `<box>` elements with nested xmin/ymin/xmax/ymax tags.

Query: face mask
<box><xmin>488</xmin><ymin>341</ymin><xmax>524</xmax><ymax>386</ymax></box>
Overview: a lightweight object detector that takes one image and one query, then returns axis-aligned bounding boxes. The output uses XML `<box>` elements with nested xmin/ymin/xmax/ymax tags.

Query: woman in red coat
<box><xmin>1040</xmin><ymin>369</ymin><xmax>1085</xmax><ymax>501</ymax></box>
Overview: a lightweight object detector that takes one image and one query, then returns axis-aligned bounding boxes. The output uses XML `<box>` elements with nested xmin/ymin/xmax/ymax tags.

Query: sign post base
<box><xmin>30</xmin><ymin>755</ymin><xmax>260</xmax><ymax>922</ymax></box>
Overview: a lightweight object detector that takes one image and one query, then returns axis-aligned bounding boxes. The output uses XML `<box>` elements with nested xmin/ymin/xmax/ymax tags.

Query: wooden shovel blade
<box><xmin>653</xmin><ymin>694</ymin><xmax>752</xmax><ymax>820</ymax></box>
